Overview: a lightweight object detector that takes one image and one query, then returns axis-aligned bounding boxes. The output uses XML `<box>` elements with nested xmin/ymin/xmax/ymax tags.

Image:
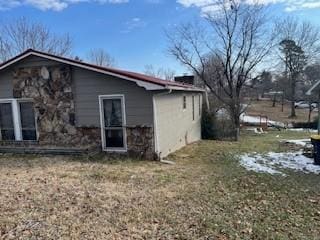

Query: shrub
<box><xmin>201</xmin><ymin>108</ymin><xmax>215</xmax><ymax>139</ymax></box>
<box><xmin>201</xmin><ymin>107</ymin><xmax>237</xmax><ymax>140</ymax></box>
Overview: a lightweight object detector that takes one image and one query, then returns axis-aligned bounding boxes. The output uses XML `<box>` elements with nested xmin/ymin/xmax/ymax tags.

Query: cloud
<box><xmin>0</xmin><ymin>0</ymin><xmax>129</xmax><ymax>11</ymax></box>
<box><xmin>0</xmin><ymin>1</ymin><xmax>22</xmax><ymax>10</ymax></box>
<box><xmin>177</xmin><ymin>0</ymin><xmax>320</xmax><ymax>12</ymax></box>
<box><xmin>121</xmin><ymin>17</ymin><xmax>147</xmax><ymax>33</ymax></box>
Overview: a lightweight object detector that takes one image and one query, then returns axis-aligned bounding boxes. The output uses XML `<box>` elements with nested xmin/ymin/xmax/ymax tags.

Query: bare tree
<box><xmin>279</xmin><ymin>39</ymin><xmax>307</xmax><ymax>118</ymax></box>
<box><xmin>276</xmin><ymin>18</ymin><xmax>320</xmax><ymax>118</ymax></box>
<box><xmin>0</xmin><ymin>17</ymin><xmax>72</xmax><ymax>62</ymax></box>
<box><xmin>167</xmin><ymin>0</ymin><xmax>275</xmax><ymax>139</ymax></box>
<box><xmin>87</xmin><ymin>48</ymin><xmax>115</xmax><ymax>67</ymax></box>
<box><xmin>144</xmin><ymin>64</ymin><xmax>176</xmax><ymax>81</ymax></box>
<box><xmin>276</xmin><ymin>17</ymin><xmax>320</xmax><ymax>62</ymax></box>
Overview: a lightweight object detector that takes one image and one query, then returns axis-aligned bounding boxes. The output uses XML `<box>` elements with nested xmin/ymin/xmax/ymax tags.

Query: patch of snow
<box><xmin>240</xmin><ymin>155</ymin><xmax>284</xmax><ymax>175</ymax></box>
<box><xmin>280</xmin><ymin>139</ymin><xmax>310</xmax><ymax>147</ymax></box>
<box><xmin>239</xmin><ymin>151</ymin><xmax>320</xmax><ymax>176</ymax></box>
<box><xmin>288</xmin><ymin>128</ymin><xmax>317</xmax><ymax>133</ymax></box>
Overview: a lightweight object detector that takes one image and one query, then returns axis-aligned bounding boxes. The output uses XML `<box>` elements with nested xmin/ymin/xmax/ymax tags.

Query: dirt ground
<box><xmin>0</xmin><ymin>131</ymin><xmax>319</xmax><ymax>239</ymax></box>
<box><xmin>246</xmin><ymin>100</ymin><xmax>318</xmax><ymax>124</ymax></box>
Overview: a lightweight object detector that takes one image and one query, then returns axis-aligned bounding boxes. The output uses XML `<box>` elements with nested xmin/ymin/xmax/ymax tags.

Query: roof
<box><xmin>0</xmin><ymin>49</ymin><xmax>204</xmax><ymax>92</ymax></box>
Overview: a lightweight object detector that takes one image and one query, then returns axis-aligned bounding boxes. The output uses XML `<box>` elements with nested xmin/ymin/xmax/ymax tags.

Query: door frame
<box><xmin>98</xmin><ymin>94</ymin><xmax>127</xmax><ymax>152</ymax></box>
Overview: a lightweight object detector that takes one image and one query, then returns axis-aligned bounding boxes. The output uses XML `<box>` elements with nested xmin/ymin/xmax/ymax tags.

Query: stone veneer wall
<box><xmin>13</xmin><ymin>65</ymin><xmax>99</xmax><ymax>148</ymax></box>
<box><xmin>12</xmin><ymin>65</ymin><xmax>156</xmax><ymax>159</ymax></box>
<box><xmin>126</xmin><ymin>126</ymin><xmax>155</xmax><ymax>160</ymax></box>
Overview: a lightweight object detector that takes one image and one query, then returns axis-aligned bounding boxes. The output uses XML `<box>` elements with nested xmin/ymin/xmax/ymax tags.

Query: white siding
<box><xmin>154</xmin><ymin>91</ymin><xmax>202</xmax><ymax>158</ymax></box>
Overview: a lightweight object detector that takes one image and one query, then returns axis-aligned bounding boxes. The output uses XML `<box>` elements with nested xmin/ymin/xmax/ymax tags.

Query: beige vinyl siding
<box><xmin>154</xmin><ymin>91</ymin><xmax>202</xmax><ymax>158</ymax></box>
<box><xmin>72</xmin><ymin>67</ymin><xmax>154</xmax><ymax>127</ymax></box>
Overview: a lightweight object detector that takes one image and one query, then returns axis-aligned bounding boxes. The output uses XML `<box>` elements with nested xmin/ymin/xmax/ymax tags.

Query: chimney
<box><xmin>174</xmin><ymin>75</ymin><xmax>195</xmax><ymax>85</ymax></box>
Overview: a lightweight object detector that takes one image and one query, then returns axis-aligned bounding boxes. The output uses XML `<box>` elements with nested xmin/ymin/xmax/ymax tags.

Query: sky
<box><xmin>0</xmin><ymin>0</ymin><xmax>320</xmax><ymax>75</ymax></box>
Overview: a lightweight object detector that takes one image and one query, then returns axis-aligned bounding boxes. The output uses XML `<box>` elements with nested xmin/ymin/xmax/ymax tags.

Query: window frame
<box><xmin>0</xmin><ymin>101</ymin><xmax>15</xmax><ymax>141</ymax></box>
<box><xmin>0</xmin><ymin>99</ymin><xmax>37</xmax><ymax>141</ymax></box>
<box><xmin>99</xmin><ymin>94</ymin><xmax>127</xmax><ymax>152</ymax></box>
<box><xmin>182</xmin><ymin>95</ymin><xmax>187</xmax><ymax>110</ymax></box>
<box><xmin>18</xmin><ymin>100</ymin><xmax>38</xmax><ymax>141</ymax></box>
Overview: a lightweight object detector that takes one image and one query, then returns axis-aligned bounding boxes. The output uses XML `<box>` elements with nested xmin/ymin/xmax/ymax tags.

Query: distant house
<box><xmin>0</xmin><ymin>49</ymin><xmax>204</xmax><ymax>159</ymax></box>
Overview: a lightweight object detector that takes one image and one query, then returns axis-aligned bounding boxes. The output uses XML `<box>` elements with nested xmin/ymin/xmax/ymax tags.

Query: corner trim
<box><xmin>152</xmin><ymin>89</ymin><xmax>172</xmax><ymax>159</ymax></box>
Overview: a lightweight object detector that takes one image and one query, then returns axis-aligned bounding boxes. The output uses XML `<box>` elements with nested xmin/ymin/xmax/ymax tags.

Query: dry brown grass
<box><xmin>246</xmin><ymin>100</ymin><xmax>318</xmax><ymax>124</ymax></box>
<box><xmin>0</xmin><ymin>130</ymin><xmax>319</xmax><ymax>239</ymax></box>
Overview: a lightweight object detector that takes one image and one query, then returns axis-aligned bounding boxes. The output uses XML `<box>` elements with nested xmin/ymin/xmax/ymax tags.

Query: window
<box><xmin>100</xmin><ymin>95</ymin><xmax>126</xmax><ymax>151</ymax></box>
<box><xmin>192</xmin><ymin>95</ymin><xmax>195</xmax><ymax>121</ymax></box>
<box><xmin>19</xmin><ymin>102</ymin><xmax>37</xmax><ymax>140</ymax></box>
<box><xmin>183</xmin><ymin>96</ymin><xmax>187</xmax><ymax>109</ymax></box>
<box><xmin>0</xmin><ymin>103</ymin><xmax>15</xmax><ymax>140</ymax></box>
<box><xmin>0</xmin><ymin>99</ymin><xmax>37</xmax><ymax>141</ymax></box>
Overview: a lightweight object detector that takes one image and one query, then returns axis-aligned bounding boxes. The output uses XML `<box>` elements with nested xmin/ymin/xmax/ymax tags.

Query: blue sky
<box><xmin>0</xmin><ymin>0</ymin><xmax>320</xmax><ymax>74</ymax></box>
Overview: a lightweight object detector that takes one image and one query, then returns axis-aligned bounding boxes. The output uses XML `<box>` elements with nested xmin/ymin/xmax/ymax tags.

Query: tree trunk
<box><xmin>308</xmin><ymin>106</ymin><xmax>312</xmax><ymax>124</ymax></box>
<box><xmin>289</xmin><ymin>75</ymin><xmax>296</xmax><ymax>118</ymax></box>
<box><xmin>308</xmin><ymin>99</ymin><xmax>313</xmax><ymax>124</ymax></box>
<box><xmin>272</xmin><ymin>94</ymin><xmax>277</xmax><ymax>107</ymax></box>
<box><xmin>290</xmin><ymin>101</ymin><xmax>296</xmax><ymax>118</ymax></box>
<box><xmin>234</xmin><ymin>116</ymin><xmax>240</xmax><ymax>141</ymax></box>
<box><xmin>232</xmin><ymin>103</ymin><xmax>241</xmax><ymax>141</ymax></box>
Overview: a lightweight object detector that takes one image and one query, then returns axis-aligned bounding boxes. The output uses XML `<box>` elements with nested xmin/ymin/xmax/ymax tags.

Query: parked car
<box><xmin>294</xmin><ymin>101</ymin><xmax>317</xmax><ymax>109</ymax></box>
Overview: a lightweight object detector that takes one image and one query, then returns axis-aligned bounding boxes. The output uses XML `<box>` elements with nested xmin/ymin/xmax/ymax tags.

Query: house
<box><xmin>306</xmin><ymin>79</ymin><xmax>320</xmax><ymax>134</ymax></box>
<box><xmin>0</xmin><ymin>49</ymin><xmax>204</xmax><ymax>159</ymax></box>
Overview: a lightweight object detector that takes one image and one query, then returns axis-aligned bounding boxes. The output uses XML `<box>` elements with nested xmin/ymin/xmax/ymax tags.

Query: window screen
<box><xmin>19</xmin><ymin>102</ymin><xmax>37</xmax><ymax>140</ymax></box>
<box><xmin>0</xmin><ymin>103</ymin><xmax>15</xmax><ymax>140</ymax></box>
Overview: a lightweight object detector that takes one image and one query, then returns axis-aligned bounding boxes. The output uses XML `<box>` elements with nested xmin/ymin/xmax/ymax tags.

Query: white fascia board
<box><xmin>166</xmin><ymin>86</ymin><xmax>206</xmax><ymax>92</ymax></box>
<box><xmin>0</xmin><ymin>52</ymin><xmax>165</xmax><ymax>91</ymax></box>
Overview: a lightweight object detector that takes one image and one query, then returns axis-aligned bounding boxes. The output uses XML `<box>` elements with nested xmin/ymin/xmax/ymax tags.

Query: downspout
<box><xmin>152</xmin><ymin>88</ymin><xmax>173</xmax><ymax>160</ymax></box>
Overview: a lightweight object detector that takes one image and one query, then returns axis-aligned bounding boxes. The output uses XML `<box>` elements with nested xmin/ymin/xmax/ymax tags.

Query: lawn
<box><xmin>0</xmin><ymin>130</ymin><xmax>320</xmax><ymax>239</ymax></box>
<box><xmin>246</xmin><ymin>100</ymin><xmax>318</xmax><ymax>124</ymax></box>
